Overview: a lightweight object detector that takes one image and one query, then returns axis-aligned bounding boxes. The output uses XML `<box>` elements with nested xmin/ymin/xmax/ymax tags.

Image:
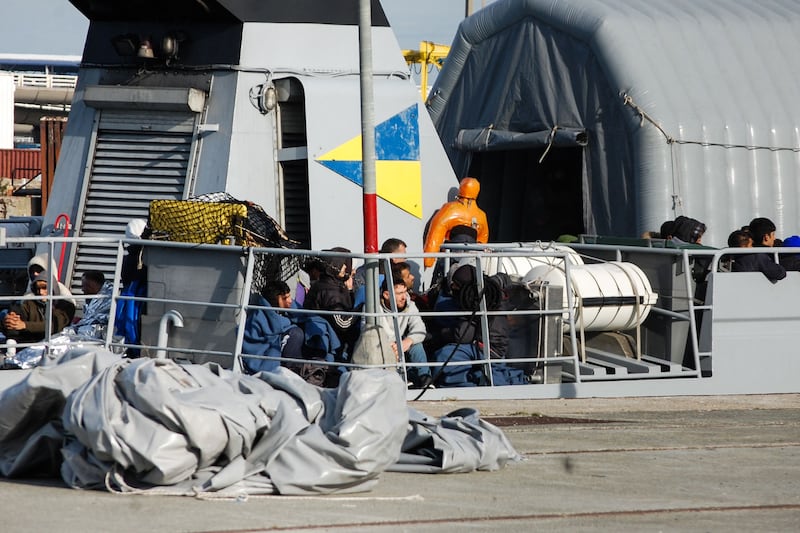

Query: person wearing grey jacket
<box><xmin>375</xmin><ymin>276</ymin><xmax>433</xmax><ymax>389</ymax></box>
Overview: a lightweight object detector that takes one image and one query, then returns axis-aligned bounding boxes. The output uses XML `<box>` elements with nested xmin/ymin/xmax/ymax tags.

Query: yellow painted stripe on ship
<box><xmin>318</xmin><ymin>134</ymin><xmax>362</xmax><ymax>161</ymax></box>
<box><xmin>376</xmin><ymin>160</ymin><xmax>422</xmax><ymax>218</ymax></box>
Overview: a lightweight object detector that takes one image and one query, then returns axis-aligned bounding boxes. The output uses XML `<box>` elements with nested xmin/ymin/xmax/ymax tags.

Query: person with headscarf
<box><xmin>121</xmin><ymin>218</ymin><xmax>149</xmax><ymax>287</ymax></box>
<box><xmin>423</xmin><ymin>177</ymin><xmax>489</xmax><ymax>268</ymax></box>
<box><xmin>116</xmin><ymin>218</ymin><xmax>149</xmax><ymax>356</ymax></box>
<box><xmin>662</xmin><ymin>215</ymin><xmax>706</xmax><ymax>245</ymax></box>
<box><xmin>430</xmin><ymin>263</ymin><xmax>509</xmax><ymax>359</ymax></box>
<box><xmin>662</xmin><ymin>215</ymin><xmax>713</xmax><ymax>302</ymax></box>
<box><xmin>25</xmin><ymin>252</ymin><xmax>75</xmax><ymax>307</ymax></box>
<box><xmin>427</xmin><ymin>263</ymin><xmax>525</xmax><ymax>387</ymax></box>
<box><xmin>2</xmin><ymin>273</ymin><xmax>75</xmax><ymax>343</ymax></box>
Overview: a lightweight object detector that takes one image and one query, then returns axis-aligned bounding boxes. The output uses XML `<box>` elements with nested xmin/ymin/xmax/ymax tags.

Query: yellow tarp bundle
<box><xmin>149</xmin><ymin>200</ymin><xmax>249</xmax><ymax>245</ymax></box>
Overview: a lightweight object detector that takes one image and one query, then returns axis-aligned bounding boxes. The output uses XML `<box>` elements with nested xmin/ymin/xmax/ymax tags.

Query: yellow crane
<box><xmin>402</xmin><ymin>41</ymin><xmax>450</xmax><ymax>100</ymax></box>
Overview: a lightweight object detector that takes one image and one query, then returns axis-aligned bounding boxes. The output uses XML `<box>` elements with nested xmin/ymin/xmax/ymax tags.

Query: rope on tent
<box><xmin>622</xmin><ymin>93</ymin><xmax>800</xmax><ymax>152</ymax></box>
<box><xmin>538</xmin><ymin>125</ymin><xmax>559</xmax><ymax>163</ymax></box>
<box><xmin>622</xmin><ymin>93</ymin><xmax>674</xmax><ymax>143</ymax></box>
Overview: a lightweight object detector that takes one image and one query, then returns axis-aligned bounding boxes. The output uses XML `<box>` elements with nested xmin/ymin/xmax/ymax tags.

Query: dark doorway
<box><xmin>467</xmin><ymin>147</ymin><xmax>584</xmax><ymax>242</ymax></box>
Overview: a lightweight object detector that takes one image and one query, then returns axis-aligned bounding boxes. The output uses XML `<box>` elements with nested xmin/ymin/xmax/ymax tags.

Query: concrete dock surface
<box><xmin>2</xmin><ymin>394</ymin><xmax>799</xmax><ymax>532</ymax></box>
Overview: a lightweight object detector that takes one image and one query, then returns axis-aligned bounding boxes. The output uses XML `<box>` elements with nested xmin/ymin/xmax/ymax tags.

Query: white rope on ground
<box><xmin>194</xmin><ymin>493</ymin><xmax>426</xmax><ymax>502</ymax></box>
<box><xmin>104</xmin><ymin>468</ymin><xmax>425</xmax><ymax>501</ymax></box>
<box><xmin>105</xmin><ymin>470</ymin><xmax>196</xmax><ymax>497</ymax></box>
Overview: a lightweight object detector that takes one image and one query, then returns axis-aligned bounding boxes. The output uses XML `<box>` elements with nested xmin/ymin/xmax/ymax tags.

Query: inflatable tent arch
<box><xmin>428</xmin><ymin>0</ymin><xmax>800</xmax><ymax>247</ymax></box>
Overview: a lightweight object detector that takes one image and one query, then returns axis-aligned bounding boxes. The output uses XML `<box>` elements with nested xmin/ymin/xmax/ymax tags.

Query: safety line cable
<box><xmin>622</xmin><ymin>93</ymin><xmax>800</xmax><ymax>152</ymax></box>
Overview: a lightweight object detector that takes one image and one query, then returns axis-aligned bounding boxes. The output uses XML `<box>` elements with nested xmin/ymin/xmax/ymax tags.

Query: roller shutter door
<box><xmin>69</xmin><ymin>109</ymin><xmax>197</xmax><ymax>289</ymax></box>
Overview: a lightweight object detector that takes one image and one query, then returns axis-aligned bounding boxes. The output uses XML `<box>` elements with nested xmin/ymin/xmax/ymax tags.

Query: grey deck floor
<box><xmin>2</xmin><ymin>394</ymin><xmax>799</xmax><ymax>532</ymax></box>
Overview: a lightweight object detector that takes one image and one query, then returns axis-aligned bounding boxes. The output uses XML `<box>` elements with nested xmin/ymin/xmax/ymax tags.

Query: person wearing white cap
<box><xmin>117</xmin><ymin>219</ymin><xmax>149</xmax><ymax>357</ymax></box>
<box><xmin>121</xmin><ymin>219</ymin><xmax>148</xmax><ymax>286</ymax></box>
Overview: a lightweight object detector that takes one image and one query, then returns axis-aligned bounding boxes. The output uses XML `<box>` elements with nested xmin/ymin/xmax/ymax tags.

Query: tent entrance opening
<box><xmin>467</xmin><ymin>146</ymin><xmax>584</xmax><ymax>242</ymax></box>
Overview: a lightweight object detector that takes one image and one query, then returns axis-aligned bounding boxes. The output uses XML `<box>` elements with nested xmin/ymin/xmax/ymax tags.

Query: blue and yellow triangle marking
<box><xmin>316</xmin><ymin>104</ymin><xmax>422</xmax><ymax>218</ymax></box>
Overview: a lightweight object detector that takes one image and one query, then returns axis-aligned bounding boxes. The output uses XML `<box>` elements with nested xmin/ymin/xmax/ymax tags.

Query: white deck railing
<box><xmin>0</xmin><ymin>236</ymin><xmax>714</xmax><ymax>390</ymax></box>
<box><xmin>11</xmin><ymin>72</ymin><xmax>77</xmax><ymax>89</ymax></box>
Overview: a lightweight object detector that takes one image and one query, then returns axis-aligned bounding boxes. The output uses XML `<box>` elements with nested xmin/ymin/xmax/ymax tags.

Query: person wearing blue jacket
<box><xmin>243</xmin><ymin>280</ymin><xmax>341</xmax><ymax>386</ymax></box>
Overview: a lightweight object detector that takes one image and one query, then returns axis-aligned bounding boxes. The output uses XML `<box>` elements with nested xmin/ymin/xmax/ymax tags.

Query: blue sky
<box><xmin>0</xmin><ymin>0</ymin><xmax>496</xmax><ymax>57</ymax></box>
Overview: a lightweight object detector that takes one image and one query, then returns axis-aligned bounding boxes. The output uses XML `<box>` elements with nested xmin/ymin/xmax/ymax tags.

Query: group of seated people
<box><xmin>725</xmin><ymin>217</ymin><xmax>800</xmax><ymax>282</ymax></box>
<box><xmin>242</xmin><ymin>241</ymin><xmax>433</xmax><ymax>388</ymax></box>
<box><xmin>248</xmin><ymin>215</ymin><xmax>800</xmax><ymax>388</ymax></box>
<box><xmin>1</xmin><ymin>253</ymin><xmax>115</xmax><ymax>349</ymax></box>
<box><xmin>2</xmin><ymin>218</ymin><xmax>149</xmax><ymax>359</ymax></box>
<box><xmin>241</xmin><ymin>238</ymin><xmax>530</xmax><ymax>389</ymax></box>
<box><xmin>9</xmin><ymin>214</ymin><xmax>799</xmax><ymax>384</ymax></box>
<box><xmin>650</xmin><ymin>215</ymin><xmax>800</xmax><ymax>284</ymax></box>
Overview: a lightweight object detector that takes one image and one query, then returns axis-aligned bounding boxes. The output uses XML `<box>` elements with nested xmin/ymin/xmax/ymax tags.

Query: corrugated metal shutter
<box><xmin>69</xmin><ymin>109</ymin><xmax>197</xmax><ymax>289</ymax></box>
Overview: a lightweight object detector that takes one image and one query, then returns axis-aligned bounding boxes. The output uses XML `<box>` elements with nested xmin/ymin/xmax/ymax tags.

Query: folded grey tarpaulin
<box><xmin>389</xmin><ymin>407</ymin><xmax>521</xmax><ymax>474</ymax></box>
<box><xmin>0</xmin><ymin>348</ymin><xmax>520</xmax><ymax>496</ymax></box>
<box><xmin>455</xmin><ymin>126</ymin><xmax>588</xmax><ymax>152</ymax></box>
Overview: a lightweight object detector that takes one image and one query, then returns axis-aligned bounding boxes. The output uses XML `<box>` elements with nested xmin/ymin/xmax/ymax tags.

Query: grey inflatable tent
<box><xmin>428</xmin><ymin>0</ymin><xmax>800</xmax><ymax>246</ymax></box>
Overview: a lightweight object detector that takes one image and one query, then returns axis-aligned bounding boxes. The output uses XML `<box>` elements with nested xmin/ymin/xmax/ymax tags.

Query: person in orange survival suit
<box><xmin>423</xmin><ymin>177</ymin><xmax>489</xmax><ymax>268</ymax></box>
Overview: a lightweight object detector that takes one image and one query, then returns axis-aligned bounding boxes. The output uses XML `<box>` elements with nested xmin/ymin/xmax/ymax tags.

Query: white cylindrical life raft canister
<box><xmin>481</xmin><ymin>243</ymin><xmax>584</xmax><ymax>279</ymax></box>
<box><xmin>523</xmin><ymin>261</ymin><xmax>658</xmax><ymax>332</ymax></box>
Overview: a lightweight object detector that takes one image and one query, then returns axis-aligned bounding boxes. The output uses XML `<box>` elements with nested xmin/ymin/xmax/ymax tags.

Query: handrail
<box><xmin>4</xmin><ymin>234</ymin><xmax>749</xmax><ymax>390</ymax></box>
<box><xmin>53</xmin><ymin>213</ymin><xmax>71</xmax><ymax>283</ymax></box>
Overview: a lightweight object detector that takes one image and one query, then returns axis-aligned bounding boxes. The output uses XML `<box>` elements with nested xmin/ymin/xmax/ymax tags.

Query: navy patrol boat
<box><xmin>1</xmin><ymin>0</ymin><xmax>800</xmax><ymax>400</ymax></box>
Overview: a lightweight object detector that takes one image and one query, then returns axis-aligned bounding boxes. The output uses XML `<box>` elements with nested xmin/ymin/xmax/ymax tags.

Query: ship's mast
<box><xmin>359</xmin><ymin>0</ymin><xmax>379</xmax><ymax>323</ymax></box>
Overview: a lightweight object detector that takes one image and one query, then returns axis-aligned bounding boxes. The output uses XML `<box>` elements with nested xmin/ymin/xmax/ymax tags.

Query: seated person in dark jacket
<box><xmin>729</xmin><ymin>224</ymin><xmax>786</xmax><ymax>283</ymax></box>
<box><xmin>423</xmin><ymin>225</ymin><xmax>480</xmax><ymax>311</ymax></box>
<box><xmin>733</xmin><ymin>252</ymin><xmax>787</xmax><ymax>282</ymax></box>
<box><xmin>722</xmin><ymin>228</ymin><xmax>752</xmax><ymax>272</ymax></box>
<box><xmin>244</xmin><ymin>279</ymin><xmax>343</xmax><ymax>387</ymax></box>
<box><xmin>303</xmin><ymin>248</ymin><xmax>359</xmax><ymax>361</ymax></box>
<box><xmin>2</xmin><ymin>275</ymin><xmax>76</xmax><ymax>343</ymax></box>
<box><xmin>749</xmin><ymin>217</ymin><xmax>779</xmax><ymax>249</ymax></box>
<box><xmin>242</xmin><ymin>280</ymin><xmax>305</xmax><ymax>374</ymax></box>
<box><xmin>431</xmin><ymin>263</ymin><xmax>509</xmax><ymax>359</ymax></box>
<box><xmin>663</xmin><ymin>216</ymin><xmax>711</xmax><ymax>272</ymax></box>
<box><xmin>428</xmin><ymin>263</ymin><xmax>528</xmax><ymax>387</ymax></box>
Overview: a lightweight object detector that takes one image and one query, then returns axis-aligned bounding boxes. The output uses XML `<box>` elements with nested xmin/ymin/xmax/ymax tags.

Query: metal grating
<box><xmin>69</xmin><ymin>110</ymin><xmax>196</xmax><ymax>290</ymax></box>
